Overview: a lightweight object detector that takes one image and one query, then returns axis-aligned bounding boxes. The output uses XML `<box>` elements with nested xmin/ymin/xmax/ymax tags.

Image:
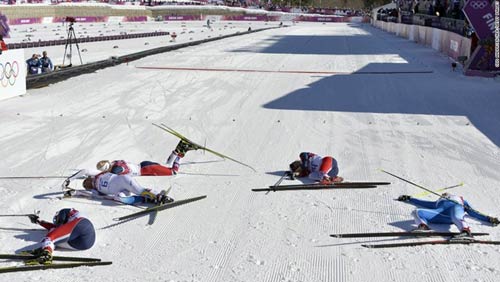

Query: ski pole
<box><xmin>0</xmin><ymin>214</ymin><xmax>35</xmax><ymax>217</ymax></box>
<box><xmin>381</xmin><ymin>170</ymin><xmax>487</xmax><ymax>215</ymax></box>
<box><xmin>0</xmin><ymin>210</ymin><xmax>39</xmax><ymax>218</ymax></box>
<box><xmin>381</xmin><ymin>169</ymin><xmax>442</xmax><ymax>197</ymax></box>
<box><xmin>412</xmin><ymin>183</ymin><xmax>463</xmax><ymax>198</ymax></box>
<box><xmin>273</xmin><ymin>171</ymin><xmax>290</xmax><ymax>187</ymax></box>
<box><xmin>0</xmin><ymin>176</ymin><xmax>68</xmax><ymax>180</ymax></box>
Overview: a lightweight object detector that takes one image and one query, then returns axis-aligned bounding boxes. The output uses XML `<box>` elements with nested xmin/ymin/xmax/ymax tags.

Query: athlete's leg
<box><xmin>450</xmin><ymin>205</ymin><xmax>469</xmax><ymax>231</ymax></box>
<box><xmin>319</xmin><ymin>156</ymin><xmax>333</xmax><ymax>176</ymax></box>
<box><xmin>66</xmin><ymin>219</ymin><xmax>96</xmax><ymax>250</ymax></box>
<box><xmin>140</xmin><ymin>161</ymin><xmax>175</xmax><ymax>176</ymax></box>
<box><xmin>413</xmin><ymin>208</ymin><xmax>452</xmax><ymax>227</ymax></box>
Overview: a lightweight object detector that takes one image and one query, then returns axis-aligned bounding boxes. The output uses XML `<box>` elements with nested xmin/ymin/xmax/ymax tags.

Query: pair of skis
<box><xmin>153</xmin><ymin>123</ymin><xmax>256</xmax><ymax>172</ymax></box>
<box><xmin>61</xmin><ymin>187</ymin><xmax>206</xmax><ymax>223</ymax></box>
<box><xmin>330</xmin><ymin>231</ymin><xmax>500</xmax><ymax>248</ymax></box>
<box><xmin>112</xmin><ymin>195</ymin><xmax>207</xmax><ymax>221</ymax></box>
<box><xmin>0</xmin><ymin>254</ymin><xmax>111</xmax><ymax>273</ymax></box>
<box><xmin>252</xmin><ymin>181</ymin><xmax>391</xmax><ymax>192</ymax></box>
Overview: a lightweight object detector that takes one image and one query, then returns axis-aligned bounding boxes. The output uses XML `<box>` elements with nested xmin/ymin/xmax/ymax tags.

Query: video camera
<box><xmin>65</xmin><ymin>17</ymin><xmax>76</xmax><ymax>27</ymax></box>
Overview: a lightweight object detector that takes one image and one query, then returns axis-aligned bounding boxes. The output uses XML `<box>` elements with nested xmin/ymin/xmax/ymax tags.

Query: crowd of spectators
<box><xmin>397</xmin><ymin>0</ymin><xmax>465</xmax><ymax>20</ymax></box>
<box><xmin>1</xmin><ymin>0</ymin><xmax>366</xmax><ymax>16</ymax></box>
<box><xmin>375</xmin><ymin>0</ymin><xmax>475</xmax><ymax>37</ymax></box>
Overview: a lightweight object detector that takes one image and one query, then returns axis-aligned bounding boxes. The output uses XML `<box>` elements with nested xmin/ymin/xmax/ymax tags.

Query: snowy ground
<box><xmin>10</xmin><ymin>20</ymin><xmax>275</xmax><ymax>65</ymax></box>
<box><xmin>1</xmin><ymin>22</ymin><xmax>500</xmax><ymax>281</ymax></box>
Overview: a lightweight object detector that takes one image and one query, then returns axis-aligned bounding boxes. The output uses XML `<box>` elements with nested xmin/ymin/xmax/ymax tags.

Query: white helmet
<box><xmin>96</xmin><ymin>160</ymin><xmax>111</xmax><ymax>171</ymax></box>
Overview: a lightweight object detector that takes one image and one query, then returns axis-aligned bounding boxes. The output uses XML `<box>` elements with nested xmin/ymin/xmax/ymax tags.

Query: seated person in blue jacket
<box><xmin>26</xmin><ymin>53</ymin><xmax>41</xmax><ymax>75</ymax></box>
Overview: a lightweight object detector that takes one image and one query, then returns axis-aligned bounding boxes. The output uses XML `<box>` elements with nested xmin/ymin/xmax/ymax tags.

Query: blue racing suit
<box><xmin>409</xmin><ymin>194</ymin><xmax>490</xmax><ymax>231</ymax></box>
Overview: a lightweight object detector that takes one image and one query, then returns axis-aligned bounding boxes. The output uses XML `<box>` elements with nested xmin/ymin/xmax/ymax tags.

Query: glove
<box><xmin>285</xmin><ymin>171</ymin><xmax>296</xmax><ymax>180</ymax></box>
<box><xmin>489</xmin><ymin>217</ymin><xmax>499</xmax><ymax>226</ymax></box>
<box><xmin>397</xmin><ymin>195</ymin><xmax>411</xmax><ymax>202</ymax></box>
<box><xmin>61</xmin><ymin>178</ymin><xmax>70</xmax><ymax>189</ymax></box>
<box><xmin>28</xmin><ymin>214</ymin><xmax>39</xmax><ymax>224</ymax></box>
<box><xmin>63</xmin><ymin>188</ymin><xmax>76</xmax><ymax>198</ymax></box>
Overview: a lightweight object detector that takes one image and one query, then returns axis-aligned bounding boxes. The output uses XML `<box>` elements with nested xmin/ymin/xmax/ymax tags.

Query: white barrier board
<box><xmin>1</xmin><ymin>49</ymin><xmax>27</xmax><ymax>101</ymax></box>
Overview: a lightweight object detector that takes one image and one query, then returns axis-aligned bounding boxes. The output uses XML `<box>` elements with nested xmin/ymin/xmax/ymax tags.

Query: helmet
<box><xmin>96</xmin><ymin>160</ymin><xmax>111</xmax><ymax>171</ymax></box>
<box><xmin>289</xmin><ymin>160</ymin><xmax>302</xmax><ymax>173</ymax></box>
<box><xmin>82</xmin><ymin>176</ymin><xmax>94</xmax><ymax>190</ymax></box>
<box><xmin>53</xmin><ymin>208</ymin><xmax>78</xmax><ymax>226</ymax></box>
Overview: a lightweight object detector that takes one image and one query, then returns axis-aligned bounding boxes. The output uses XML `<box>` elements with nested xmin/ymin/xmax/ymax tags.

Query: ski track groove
<box><xmin>202</xmin><ymin>184</ymin><xmax>257</xmax><ymax>282</ymax></box>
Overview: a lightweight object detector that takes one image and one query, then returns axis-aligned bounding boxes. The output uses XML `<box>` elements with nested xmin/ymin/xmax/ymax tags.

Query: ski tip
<box><xmin>329</xmin><ymin>234</ymin><xmax>341</xmax><ymax>238</ymax></box>
<box><xmin>361</xmin><ymin>244</ymin><xmax>373</xmax><ymax>248</ymax></box>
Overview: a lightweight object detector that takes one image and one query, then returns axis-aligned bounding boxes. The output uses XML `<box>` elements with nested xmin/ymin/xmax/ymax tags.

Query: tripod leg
<box><xmin>71</xmin><ymin>28</ymin><xmax>83</xmax><ymax>65</ymax></box>
<box><xmin>63</xmin><ymin>29</ymin><xmax>72</xmax><ymax>66</ymax></box>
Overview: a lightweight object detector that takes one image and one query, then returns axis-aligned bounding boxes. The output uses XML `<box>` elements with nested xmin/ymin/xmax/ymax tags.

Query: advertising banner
<box><xmin>163</xmin><ymin>15</ymin><xmax>202</xmax><ymax>21</ymax></box>
<box><xmin>294</xmin><ymin>16</ymin><xmax>348</xmax><ymax>22</ymax></box>
<box><xmin>220</xmin><ymin>15</ymin><xmax>267</xmax><ymax>21</ymax></box>
<box><xmin>52</xmin><ymin>17</ymin><xmax>108</xmax><ymax>23</ymax></box>
<box><xmin>124</xmin><ymin>16</ymin><xmax>148</xmax><ymax>22</ymax></box>
<box><xmin>463</xmin><ymin>0</ymin><xmax>500</xmax><ymax>73</ymax></box>
<box><xmin>0</xmin><ymin>12</ymin><xmax>9</xmax><ymax>37</ymax></box>
<box><xmin>0</xmin><ymin>49</ymin><xmax>27</xmax><ymax>101</ymax></box>
<box><xmin>8</xmin><ymin>18</ymin><xmax>42</xmax><ymax>25</ymax></box>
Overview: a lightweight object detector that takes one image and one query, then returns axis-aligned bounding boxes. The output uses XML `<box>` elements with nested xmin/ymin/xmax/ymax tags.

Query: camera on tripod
<box><xmin>65</xmin><ymin>17</ymin><xmax>76</xmax><ymax>25</ymax></box>
<box><xmin>63</xmin><ymin>16</ymin><xmax>82</xmax><ymax>66</ymax></box>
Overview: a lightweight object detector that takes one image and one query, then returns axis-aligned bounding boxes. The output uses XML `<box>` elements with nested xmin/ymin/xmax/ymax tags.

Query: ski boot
<box><xmin>174</xmin><ymin>139</ymin><xmax>199</xmax><ymax>157</ymax></box>
<box><xmin>320</xmin><ymin>176</ymin><xmax>344</xmax><ymax>185</ymax></box>
<box><xmin>155</xmin><ymin>190</ymin><xmax>174</xmax><ymax>205</ymax></box>
<box><xmin>412</xmin><ymin>223</ymin><xmax>431</xmax><ymax>233</ymax></box>
<box><xmin>450</xmin><ymin>227</ymin><xmax>474</xmax><ymax>241</ymax></box>
<box><xmin>63</xmin><ymin>188</ymin><xmax>76</xmax><ymax>198</ymax></box>
<box><xmin>140</xmin><ymin>189</ymin><xmax>157</xmax><ymax>203</ymax></box>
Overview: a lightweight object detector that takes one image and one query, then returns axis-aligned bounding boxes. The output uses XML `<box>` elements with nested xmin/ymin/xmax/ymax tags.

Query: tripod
<box><xmin>63</xmin><ymin>23</ymin><xmax>83</xmax><ymax>66</ymax></box>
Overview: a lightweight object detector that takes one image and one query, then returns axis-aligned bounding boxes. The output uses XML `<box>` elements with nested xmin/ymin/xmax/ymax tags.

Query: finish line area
<box><xmin>135</xmin><ymin>66</ymin><xmax>433</xmax><ymax>75</ymax></box>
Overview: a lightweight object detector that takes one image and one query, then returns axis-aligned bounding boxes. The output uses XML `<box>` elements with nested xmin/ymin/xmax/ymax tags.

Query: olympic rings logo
<box><xmin>470</xmin><ymin>1</ymin><xmax>488</xmax><ymax>9</ymax></box>
<box><xmin>0</xmin><ymin>61</ymin><xmax>19</xmax><ymax>87</ymax></box>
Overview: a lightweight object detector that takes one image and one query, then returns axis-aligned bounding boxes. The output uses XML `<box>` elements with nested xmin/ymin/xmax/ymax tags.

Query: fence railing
<box><xmin>377</xmin><ymin>12</ymin><xmax>468</xmax><ymax>37</ymax></box>
<box><xmin>7</xmin><ymin>31</ymin><xmax>170</xmax><ymax>50</ymax></box>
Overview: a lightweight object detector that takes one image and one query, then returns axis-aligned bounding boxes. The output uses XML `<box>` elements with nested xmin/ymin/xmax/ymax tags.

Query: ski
<box><xmin>153</xmin><ymin>123</ymin><xmax>256</xmax><ymax>172</ymax></box>
<box><xmin>330</xmin><ymin>231</ymin><xmax>489</xmax><ymax>238</ymax></box>
<box><xmin>362</xmin><ymin>239</ymin><xmax>500</xmax><ymax>248</ymax></box>
<box><xmin>0</xmin><ymin>176</ymin><xmax>68</xmax><ymax>180</ymax></box>
<box><xmin>0</xmin><ymin>261</ymin><xmax>112</xmax><ymax>273</ymax></box>
<box><xmin>269</xmin><ymin>182</ymin><xmax>390</xmax><ymax>189</ymax></box>
<box><xmin>0</xmin><ymin>254</ymin><xmax>101</xmax><ymax>262</ymax></box>
<box><xmin>332</xmin><ymin>182</ymin><xmax>390</xmax><ymax>186</ymax></box>
<box><xmin>252</xmin><ymin>184</ymin><xmax>377</xmax><ymax>192</ymax></box>
<box><xmin>60</xmin><ymin>188</ymin><xmax>146</xmax><ymax>209</ymax></box>
<box><xmin>113</xmin><ymin>195</ymin><xmax>207</xmax><ymax>221</ymax></box>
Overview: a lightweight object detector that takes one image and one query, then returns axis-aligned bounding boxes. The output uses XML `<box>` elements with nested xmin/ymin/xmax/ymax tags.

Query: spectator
<box><xmin>0</xmin><ymin>35</ymin><xmax>7</xmax><ymax>55</ymax></box>
<box><xmin>428</xmin><ymin>2</ymin><xmax>435</xmax><ymax>16</ymax></box>
<box><xmin>26</xmin><ymin>54</ymin><xmax>41</xmax><ymax>75</ymax></box>
<box><xmin>40</xmin><ymin>51</ymin><xmax>53</xmax><ymax>73</ymax></box>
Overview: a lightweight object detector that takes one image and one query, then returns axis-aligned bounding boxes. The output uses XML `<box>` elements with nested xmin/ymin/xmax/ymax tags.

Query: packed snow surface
<box><xmin>1</xmin><ymin>22</ymin><xmax>500</xmax><ymax>281</ymax></box>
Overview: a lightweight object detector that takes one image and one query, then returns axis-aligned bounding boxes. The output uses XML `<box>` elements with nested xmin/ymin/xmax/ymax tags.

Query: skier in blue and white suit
<box><xmin>397</xmin><ymin>193</ymin><xmax>499</xmax><ymax>237</ymax></box>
